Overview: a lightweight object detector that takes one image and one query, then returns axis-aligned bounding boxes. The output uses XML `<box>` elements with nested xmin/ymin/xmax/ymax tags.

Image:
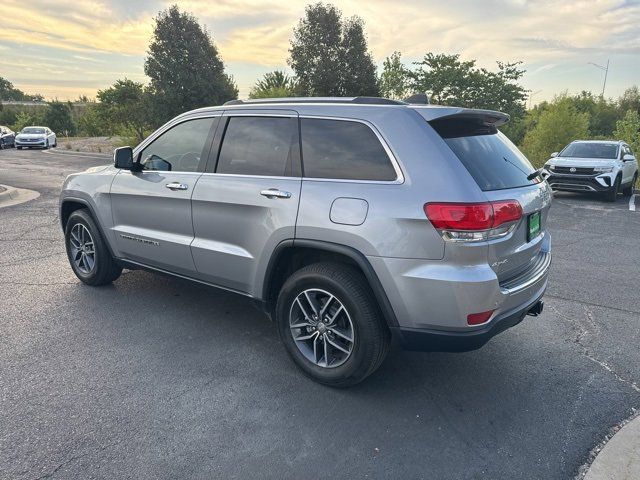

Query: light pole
<box><xmin>588</xmin><ymin>59</ymin><xmax>609</xmax><ymax>97</ymax></box>
<box><xmin>528</xmin><ymin>90</ymin><xmax>542</xmax><ymax>109</ymax></box>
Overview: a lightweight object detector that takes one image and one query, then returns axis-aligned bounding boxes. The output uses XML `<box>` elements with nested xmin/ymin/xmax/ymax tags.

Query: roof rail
<box><xmin>223</xmin><ymin>96</ymin><xmax>406</xmax><ymax>106</ymax></box>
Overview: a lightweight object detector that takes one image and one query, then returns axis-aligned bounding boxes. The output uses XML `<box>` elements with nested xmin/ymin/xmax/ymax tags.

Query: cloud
<box><xmin>0</xmin><ymin>0</ymin><xmax>638</xmax><ymax>100</ymax></box>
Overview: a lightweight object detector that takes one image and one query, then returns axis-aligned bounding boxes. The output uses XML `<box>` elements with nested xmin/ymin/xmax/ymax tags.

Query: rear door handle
<box><xmin>260</xmin><ymin>189</ymin><xmax>291</xmax><ymax>199</ymax></box>
<box><xmin>165</xmin><ymin>182</ymin><xmax>188</xmax><ymax>191</ymax></box>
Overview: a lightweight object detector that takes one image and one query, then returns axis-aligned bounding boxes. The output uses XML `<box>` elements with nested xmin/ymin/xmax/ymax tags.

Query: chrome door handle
<box><xmin>165</xmin><ymin>182</ymin><xmax>188</xmax><ymax>191</ymax></box>
<box><xmin>260</xmin><ymin>188</ymin><xmax>291</xmax><ymax>199</ymax></box>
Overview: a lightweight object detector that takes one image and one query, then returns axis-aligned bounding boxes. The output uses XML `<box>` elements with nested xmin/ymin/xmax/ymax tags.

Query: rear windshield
<box><xmin>22</xmin><ymin>127</ymin><xmax>45</xmax><ymax>134</ymax></box>
<box><xmin>431</xmin><ymin>118</ymin><xmax>537</xmax><ymax>191</ymax></box>
<box><xmin>559</xmin><ymin>142</ymin><xmax>618</xmax><ymax>159</ymax></box>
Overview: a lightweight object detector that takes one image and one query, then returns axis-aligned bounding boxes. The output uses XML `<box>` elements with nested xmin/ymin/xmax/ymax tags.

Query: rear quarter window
<box><xmin>301</xmin><ymin>118</ymin><xmax>397</xmax><ymax>181</ymax></box>
<box><xmin>431</xmin><ymin>118</ymin><xmax>537</xmax><ymax>191</ymax></box>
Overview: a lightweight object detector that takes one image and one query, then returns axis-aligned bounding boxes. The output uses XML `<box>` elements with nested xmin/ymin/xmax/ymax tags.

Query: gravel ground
<box><xmin>57</xmin><ymin>136</ymin><xmax>125</xmax><ymax>154</ymax></box>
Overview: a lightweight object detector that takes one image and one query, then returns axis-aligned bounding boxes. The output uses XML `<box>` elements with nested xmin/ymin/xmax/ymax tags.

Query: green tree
<box><xmin>42</xmin><ymin>101</ymin><xmax>76</xmax><ymax>136</ymax></box>
<box><xmin>288</xmin><ymin>3</ymin><xmax>378</xmax><ymax>96</ymax></box>
<box><xmin>96</xmin><ymin>79</ymin><xmax>151</xmax><ymax>141</ymax></box>
<box><xmin>249</xmin><ymin>71</ymin><xmax>298</xmax><ymax>99</ymax></box>
<box><xmin>144</xmin><ymin>5</ymin><xmax>238</xmax><ymax>124</ymax></box>
<box><xmin>410</xmin><ymin>54</ymin><xmax>527</xmax><ymax>112</ymax></box>
<box><xmin>613</xmin><ymin>110</ymin><xmax>640</xmax><ymax>154</ymax></box>
<box><xmin>379</xmin><ymin>52</ymin><xmax>410</xmax><ymax>100</ymax></box>
<box><xmin>0</xmin><ymin>77</ymin><xmax>43</xmax><ymax>101</ymax></box>
<box><xmin>11</xmin><ymin>111</ymin><xmax>37</xmax><ymax>132</ymax></box>
<box><xmin>339</xmin><ymin>17</ymin><xmax>379</xmax><ymax>96</ymax></box>
<box><xmin>618</xmin><ymin>86</ymin><xmax>640</xmax><ymax>115</ymax></box>
<box><xmin>520</xmin><ymin>96</ymin><xmax>591</xmax><ymax>167</ymax></box>
<box><xmin>77</xmin><ymin>104</ymin><xmax>104</xmax><ymax>137</ymax></box>
<box><xmin>570</xmin><ymin>91</ymin><xmax>618</xmax><ymax>138</ymax></box>
<box><xmin>409</xmin><ymin>53</ymin><xmax>528</xmax><ymax>142</ymax></box>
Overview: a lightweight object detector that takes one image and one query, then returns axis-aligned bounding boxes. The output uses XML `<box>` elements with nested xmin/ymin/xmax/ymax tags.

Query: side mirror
<box><xmin>623</xmin><ymin>154</ymin><xmax>635</xmax><ymax>162</ymax></box>
<box><xmin>550</xmin><ymin>152</ymin><xmax>558</xmax><ymax>158</ymax></box>
<box><xmin>114</xmin><ymin>147</ymin><xmax>134</xmax><ymax>169</ymax></box>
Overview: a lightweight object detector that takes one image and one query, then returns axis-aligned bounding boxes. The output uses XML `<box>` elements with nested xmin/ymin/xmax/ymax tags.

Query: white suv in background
<box><xmin>545</xmin><ymin>140</ymin><xmax>638</xmax><ymax>202</ymax></box>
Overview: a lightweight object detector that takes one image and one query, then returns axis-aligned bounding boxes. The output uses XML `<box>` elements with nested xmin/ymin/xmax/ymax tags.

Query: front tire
<box><xmin>44</xmin><ymin>140</ymin><xmax>49</xmax><ymax>150</ymax></box>
<box><xmin>65</xmin><ymin>209</ymin><xmax>122</xmax><ymax>286</ymax></box>
<box><xmin>276</xmin><ymin>262</ymin><xmax>390</xmax><ymax>387</ymax></box>
<box><xmin>622</xmin><ymin>174</ymin><xmax>637</xmax><ymax>196</ymax></box>
<box><xmin>16</xmin><ymin>146</ymin><xmax>22</xmax><ymax>150</ymax></box>
<box><xmin>604</xmin><ymin>176</ymin><xmax>621</xmax><ymax>202</ymax></box>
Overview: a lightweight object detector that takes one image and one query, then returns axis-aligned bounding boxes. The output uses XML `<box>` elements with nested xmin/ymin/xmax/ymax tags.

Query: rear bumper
<box><xmin>368</xmin><ymin>232</ymin><xmax>551</xmax><ymax>351</ymax></box>
<box><xmin>391</xmin><ymin>291</ymin><xmax>545</xmax><ymax>352</ymax></box>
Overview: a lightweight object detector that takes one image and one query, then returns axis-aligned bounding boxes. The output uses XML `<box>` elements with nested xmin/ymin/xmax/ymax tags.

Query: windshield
<box><xmin>21</xmin><ymin>127</ymin><xmax>45</xmax><ymax>134</ymax></box>
<box><xmin>560</xmin><ymin>142</ymin><xmax>618</xmax><ymax>159</ymax></box>
<box><xmin>431</xmin><ymin>118</ymin><xmax>537</xmax><ymax>191</ymax></box>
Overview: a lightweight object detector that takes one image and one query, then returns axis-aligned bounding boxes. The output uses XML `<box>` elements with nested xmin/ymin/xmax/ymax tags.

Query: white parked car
<box><xmin>544</xmin><ymin>140</ymin><xmax>638</xmax><ymax>202</ymax></box>
<box><xmin>15</xmin><ymin>126</ymin><xmax>57</xmax><ymax>150</ymax></box>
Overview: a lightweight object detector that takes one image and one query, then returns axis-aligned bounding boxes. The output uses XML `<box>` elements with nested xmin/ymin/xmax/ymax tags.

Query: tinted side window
<box><xmin>301</xmin><ymin>119</ymin><xmax>396</xmax><ymax>181</ymax></box>
<box><xmin>216</xmin><ymin>116</ymin><xmax>298</xmax><ymax>176</ymax></box>
<box><xmin>140</xmin><ymin>117</ymin><xmax>216</xmax><ymax>172</ymax></box>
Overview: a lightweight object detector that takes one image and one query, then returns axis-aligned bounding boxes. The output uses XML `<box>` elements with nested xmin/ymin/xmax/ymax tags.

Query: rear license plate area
<box><xmin>528</xmin><ymin>211</ymin><xmax>541</xmax><ymax>241</ymax></box>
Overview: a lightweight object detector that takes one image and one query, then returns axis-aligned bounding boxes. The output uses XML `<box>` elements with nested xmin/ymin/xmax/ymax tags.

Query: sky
<box><xmin>1</xmin><ymin>0</ymin><xmax>639</xmax><ymax>103</ymax></box>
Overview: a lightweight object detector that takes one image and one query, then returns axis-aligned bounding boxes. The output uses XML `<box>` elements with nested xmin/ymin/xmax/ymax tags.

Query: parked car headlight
<box><xmin>593</xmin><ymin>166</ymin><xmax>613</xmax><ymax>173</ymax></box>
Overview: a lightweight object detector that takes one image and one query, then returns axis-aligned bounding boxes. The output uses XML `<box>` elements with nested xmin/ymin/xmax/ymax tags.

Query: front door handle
<box><xmin>166</xmin><ymin>182</ymin><xmax>188</xmax><ymax>191</ymax></box>
<box><xmin>260</xmin><ymin>188</ymin><xmax>291</xmax><ymax>199</ymax></box>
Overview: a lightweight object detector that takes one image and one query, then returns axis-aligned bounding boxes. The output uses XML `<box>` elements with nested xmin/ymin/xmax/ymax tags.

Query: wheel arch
<box><xmin>262</xmin><ymin>239</ymin><xmax>399</xmax><ymax>328</ymax></box>
<box><xmin>60</xmin><ymin>197</ymin><xmax>117</xmax><ymax>258</ymax></box>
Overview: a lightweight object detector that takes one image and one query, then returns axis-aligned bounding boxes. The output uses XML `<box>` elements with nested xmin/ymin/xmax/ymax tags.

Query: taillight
<box><xmin>424</xmin><ymin>200</ymin><xmax>522</xmax><ymax>242</ymax></box>
<box><xmin>491</xmin><ymin>200</ymin><xmax>522</xmax><ymax>227</ymax></box>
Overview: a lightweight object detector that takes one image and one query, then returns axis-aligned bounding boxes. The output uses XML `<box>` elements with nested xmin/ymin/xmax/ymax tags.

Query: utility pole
<box><xmin>588</xmin><ymin>60</ymin><xmax>609</xmax><ymax>97</ymax></box>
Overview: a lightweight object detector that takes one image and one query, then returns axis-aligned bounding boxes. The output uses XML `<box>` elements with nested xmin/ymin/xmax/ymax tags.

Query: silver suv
<box><xmin>60</xmin><ymin>97</ymin><xmax>552</xmax><ymax>386</ymax></box>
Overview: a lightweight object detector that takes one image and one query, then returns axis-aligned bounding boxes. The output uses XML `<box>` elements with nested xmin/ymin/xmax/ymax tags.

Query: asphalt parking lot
<box><xmin>1</xmin><ymin>147</ymin><xmax>639</xmax><ymax>479</ymax></box>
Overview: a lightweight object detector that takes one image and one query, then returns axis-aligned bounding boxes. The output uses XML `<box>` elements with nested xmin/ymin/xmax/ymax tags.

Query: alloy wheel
<box><xmin>69</xmin><ymin>223</ymin><xmax>96</xmax><ymax>274</ymax></box>
<box><xmin>289</xmin><ymin>288</ymin><xmax>355</xmax><ymax>368</ymax></box>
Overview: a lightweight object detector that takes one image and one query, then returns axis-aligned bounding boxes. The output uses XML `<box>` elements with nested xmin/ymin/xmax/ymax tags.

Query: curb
<box><xmin>0</xmin><ymin>184</ymin><xmax>17</xmax><ymax>201</ymax></box>
<box><xmin>581</xmin><ymin>412</ymin><xmax>640</xmax><ymax>480</ymax></box>
<box><xmin>0</xmin><ymin>184</ymin><xmax>40</xmax><ymax>208</ymax></box>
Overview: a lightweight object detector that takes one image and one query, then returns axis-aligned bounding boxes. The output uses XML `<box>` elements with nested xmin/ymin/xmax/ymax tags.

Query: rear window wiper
<box><xmin>527</xmin><ymin>169</ymin><xmax>543</xmax><ymax>181</ymax></box>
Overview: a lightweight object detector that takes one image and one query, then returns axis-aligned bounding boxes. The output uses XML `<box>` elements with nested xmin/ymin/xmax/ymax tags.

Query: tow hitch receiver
<box><xmin>527</xmin><ymin>300</ymin><xmax>544</xmax><ymax>317</ymax></box>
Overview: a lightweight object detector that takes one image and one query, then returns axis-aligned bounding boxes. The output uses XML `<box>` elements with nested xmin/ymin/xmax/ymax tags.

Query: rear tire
<box><xmin>622</xmin><ymin>174</ymin><xmax>637</xmax><ymax>196</ymax></box>
<box><xmin>276</xmin><ymin>262</ymin><xmax>390</xmax><ymax>387</ymax></box>
<box><xmin>604</xmin><ymin>176</ymin><xmax>620</xmax><ymax>202</ymax></box>
<box><xmin>65</xmin><ymin>209</ymin><xmax>122</xmax><ymax>286</ymax></box>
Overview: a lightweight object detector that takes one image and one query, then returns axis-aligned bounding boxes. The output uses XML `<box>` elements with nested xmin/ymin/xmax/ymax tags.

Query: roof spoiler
<box><xmin>413</xmin><ymin>106</ymin><xmax>510</xmax><ymax>127</ymax></box>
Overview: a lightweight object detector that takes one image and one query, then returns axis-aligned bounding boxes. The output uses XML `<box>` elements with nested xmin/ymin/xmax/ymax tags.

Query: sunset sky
<box><xmin>1</xmin><ymin>0</ymin><xmax>639</xmax><ymax>102</ymax></box>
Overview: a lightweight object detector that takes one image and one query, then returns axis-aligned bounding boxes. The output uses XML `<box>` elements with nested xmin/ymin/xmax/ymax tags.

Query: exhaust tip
<box><xmin>527</xmin><ymin>300</ymin><xmax>544</xmax><ymax>317</ymax></box>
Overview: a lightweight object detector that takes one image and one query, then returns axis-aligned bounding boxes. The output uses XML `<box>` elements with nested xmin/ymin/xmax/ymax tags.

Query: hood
<box><xmin>546</xmin><ymin>156</ymin><xmax>619</xmax><ymax>168</ymax></box>
<box><xmin>84</xmin><ymin>165</ymin><xmax>111</xmax><ymax>174</ymax></box>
